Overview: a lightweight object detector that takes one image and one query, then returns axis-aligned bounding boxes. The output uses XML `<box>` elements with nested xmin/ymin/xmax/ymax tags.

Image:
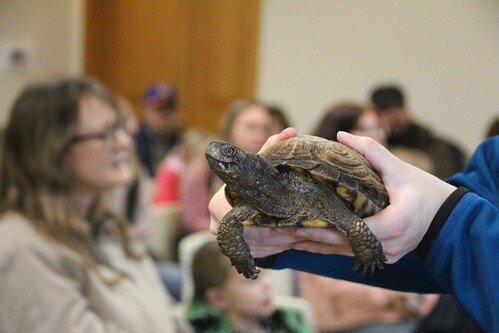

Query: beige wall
<box><xmin>0</xmin><ymin>0</ymin><xmax>84</xmax><ymax>124</ymax></box>
<box><xmin>1</xmin><ymin>0</ymin><xmax>497</xmax><ymax>153</ymax></box>
<box><xmin>257</xmin><ymin>0</ymin><xmax>499</xmax><ymax>153</ymax></box>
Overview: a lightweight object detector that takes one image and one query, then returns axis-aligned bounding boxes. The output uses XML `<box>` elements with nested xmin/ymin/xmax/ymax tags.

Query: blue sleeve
<box><xmin>446</xmin><ymin>136</ymin><xmax>499</xmax><ymax>205</ymax></box>
<box><xmin>428</xmin><ymin>137</ymin><xmax>499</xmax><ymax>331</ymax></box>
<box><xmin>423</xmin><ymin>192</ymin><xmax>499</xmax><ymax>331</ymax></box>
<box><xmin>258</xmin><ymin>250</ymin><xmax>445</xmax><ymax>293</ymax></box>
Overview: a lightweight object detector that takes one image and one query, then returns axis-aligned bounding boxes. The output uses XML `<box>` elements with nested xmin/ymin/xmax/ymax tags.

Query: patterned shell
<box><xmin>259</xmin><ymin>135</ymin><xmax>389</xmax><ymax>217</ymax></box>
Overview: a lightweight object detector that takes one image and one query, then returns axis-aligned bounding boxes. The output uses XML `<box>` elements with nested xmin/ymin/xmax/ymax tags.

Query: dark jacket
<box><xmin>388</xmin><ymin>122</ymin><xmax>467</xmax><ymax>179</ymax></box>
<box><xmin>135</xmin><ymin>122</ymin><xmax>181</xmax><ymax>177</ymax></box>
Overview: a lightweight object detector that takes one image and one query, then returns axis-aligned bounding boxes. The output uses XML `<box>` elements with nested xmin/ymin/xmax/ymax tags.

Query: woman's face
<box><xmin>229</xmin><ymin>105</ymin><xmax>274</xmax><ymax>153</ymax></box>
<box><xmin>352</xmin><ymin>110</ymin><xmax>386</xmax><ymax>146</ymax></box>
<box><xmin>64</xmin><ymin>95</ymin><xmax>133</xmax><ymax>192</ymax></box>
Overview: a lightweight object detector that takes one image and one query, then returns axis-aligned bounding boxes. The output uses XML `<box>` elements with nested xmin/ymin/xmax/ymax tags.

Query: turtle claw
<box><xmin>234</xmin><ymin>260</ymin><xmax>261</xmax><ymax>279</ymax></box>
<box><xmin>353</xmin><ymin>257</ymin><xmax>385</xmax><ymax>275</ymax></box>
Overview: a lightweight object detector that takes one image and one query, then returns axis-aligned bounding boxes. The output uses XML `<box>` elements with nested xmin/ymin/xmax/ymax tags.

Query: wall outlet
<box><xmin>0</xmin><ymin>42</ymin><xmax>35</xmax><ymax>73</ymax></box>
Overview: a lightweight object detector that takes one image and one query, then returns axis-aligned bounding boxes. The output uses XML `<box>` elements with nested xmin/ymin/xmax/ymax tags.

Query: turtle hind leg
<box><xmin>314</xmin><ymin>194</ymin><xmax>386</xmax><ymax>275</ymax></box>
<box><xmin>217</xmin><ymin>204</ymin><xmax>261</xmax><ymax>279</ymax></box>
<box><xmin>347</xmin><ymin>218</ymin><xmax>387</xmax><ymax>275</ymax></box>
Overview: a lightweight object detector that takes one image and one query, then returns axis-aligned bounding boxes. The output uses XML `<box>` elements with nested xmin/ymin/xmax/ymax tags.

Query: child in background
<box><xmin>188</xmin><ymin>241</ymin><xmax>313</xmax><ymax>333</ymax></box>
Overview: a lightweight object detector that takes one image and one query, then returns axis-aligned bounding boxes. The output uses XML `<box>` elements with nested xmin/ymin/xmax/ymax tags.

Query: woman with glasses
<box><xmin>0</xmin><ymin>77</ymin><xmax>189</xmax><ymax>332</ymax></box>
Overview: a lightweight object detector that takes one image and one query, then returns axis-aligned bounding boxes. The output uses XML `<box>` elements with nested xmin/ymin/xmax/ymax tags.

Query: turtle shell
<box><xmin>226</xmin><ymin>135</ymin><xmax>389</xmax><ymax>218</ymax></box>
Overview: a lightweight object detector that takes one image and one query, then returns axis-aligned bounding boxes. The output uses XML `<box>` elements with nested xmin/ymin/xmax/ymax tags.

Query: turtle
<box><xmin>205</xmin><ymin>135</ymin><xmax>389</xmax><ymax>279</ymax></box>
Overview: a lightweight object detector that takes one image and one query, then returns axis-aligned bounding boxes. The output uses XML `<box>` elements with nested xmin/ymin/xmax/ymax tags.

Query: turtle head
<box><xmin>205</xmin><ymin>140</ymin><xmax>292</xmax><ymax>218</ymax></box>
<box><xmin>205</xmin><ymin>140</ymin><xmax>268</xmax><ymax>188</ymax></box>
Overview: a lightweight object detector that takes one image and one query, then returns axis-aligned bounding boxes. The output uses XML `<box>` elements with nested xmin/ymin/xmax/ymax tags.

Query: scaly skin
<box><xmin>347</xmin><ymin>219</ymin><xmax>387</xmax><ymax>275</ymax></box>
<box><xmin>217</xmin><ymin>204</ymin><xmax>261</xmax><ymax>279</ymax></box>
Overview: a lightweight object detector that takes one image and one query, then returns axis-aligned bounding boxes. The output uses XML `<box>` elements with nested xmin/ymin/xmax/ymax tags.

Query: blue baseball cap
<box><xmin>142</xmin><ymin>82</ymin><xmax>177</xmax><ymax>110</ymax></box>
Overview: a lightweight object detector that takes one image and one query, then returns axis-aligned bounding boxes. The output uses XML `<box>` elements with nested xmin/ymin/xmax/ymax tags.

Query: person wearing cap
<box><xmin>136</xmin><ymin>82</ymin><xmax>184</xmax><ymax>177</ymax></box>
<box><xmin>370</xmin><ymin>84</ymin><xmax>466</xmax><ymax>179</ymax></box>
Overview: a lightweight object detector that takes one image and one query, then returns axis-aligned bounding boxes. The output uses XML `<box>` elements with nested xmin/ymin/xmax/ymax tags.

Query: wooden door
<box><xmin>84</xmin><ymin>0</ymin><xmax>260</xmax><ymax>132</ymax></box>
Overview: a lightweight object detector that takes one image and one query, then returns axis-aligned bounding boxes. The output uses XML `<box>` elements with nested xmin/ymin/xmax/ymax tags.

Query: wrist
<box><xmin>254</xmin><ymin>254</ymin><xmax>279</xmax><ymax>268</ymax></box>
<box><xmin>416</xmin><ymin>187</ymin><xmax>471</xmax><ymax>259</ymax></box>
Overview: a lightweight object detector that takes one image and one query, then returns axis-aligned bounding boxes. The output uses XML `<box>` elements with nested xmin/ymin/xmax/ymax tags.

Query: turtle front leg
<box><xmin>346</xmin><ymin>218</ymin><xmax>387</xmax><ymax>275</ymax></box>
<box><xmin>217</xmin><ymin>205</ymin><xmax>261</xmax><ymax>279</ymax></box>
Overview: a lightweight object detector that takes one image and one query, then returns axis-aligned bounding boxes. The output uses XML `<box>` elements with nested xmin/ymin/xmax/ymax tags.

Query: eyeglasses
<box><xmin>69</xmin><ymin>118</ymin><xmax>130</xmax><ymax>147</ymax></box>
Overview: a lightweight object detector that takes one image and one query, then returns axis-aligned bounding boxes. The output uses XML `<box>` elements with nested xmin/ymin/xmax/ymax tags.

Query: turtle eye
<box><xmin>222</xmin><ymin>146</ymin><xmax>237</xmax><ymax>157</ymax></box>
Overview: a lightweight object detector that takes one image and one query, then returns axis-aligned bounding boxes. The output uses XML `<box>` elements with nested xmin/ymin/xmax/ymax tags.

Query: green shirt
<box><xmin>187</xmin><ymin>297</ymin><xmax>313</xmax><ymax>333</ymax></box>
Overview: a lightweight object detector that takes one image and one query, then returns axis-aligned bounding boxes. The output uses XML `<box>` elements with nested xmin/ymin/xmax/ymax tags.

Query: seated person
<box><xmin>136</xmin><ymin>82</ymin><xmax>184</xmax><ymax>176</ymax></box>
<box><xmin>0</xmin><ymin>77</ymin><xmax>188</xmax><ymax>332</ymax></box>
<box><xmin>152</xmin><ymin>129</ymin><xmax>211</xmax><ymax>206</ymax></box>
<box><xmin>188</xmin><ymin>240</ymin><xmax>313</xmax><ymax>332</ymax></box>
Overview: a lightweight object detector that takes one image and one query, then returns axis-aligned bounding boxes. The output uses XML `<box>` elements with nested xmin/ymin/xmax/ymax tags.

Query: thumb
<box><xmin>258</xmin><ymin>127</ymin><xmax>298</xmax><ymax>153</ymax></box>
<box><xmin>337</xmin><ymin>131</ymin><xmax>401</xmax><ymax>178</ymax></box>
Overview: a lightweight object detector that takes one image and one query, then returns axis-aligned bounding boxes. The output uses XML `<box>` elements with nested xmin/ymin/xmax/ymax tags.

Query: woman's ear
<box><xmin>205</xmin><ymin>287</ymin><xmax>229</xmax><ymax>310</ymax></box>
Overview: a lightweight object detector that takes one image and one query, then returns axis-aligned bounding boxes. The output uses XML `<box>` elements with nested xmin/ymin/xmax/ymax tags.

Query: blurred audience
<box><xmin>0</xmin><ymin>77</ymin><xmax>189</xmax><ymax>332</ymax></box>
<box><xmin>178</xmin><ymin>99</ymin><xmax>278</xmax><ymax>234</ymax></box>
<box><xmin>149</xmin><ymin>128</ymin><xmax>212</xmax><ymax>263</ymax></box>
<box><xmin>111</xmin><ymin>95</ymin><xmax>185</xmax><ymax>300</ymax></box>
<box><xmin>105</xmin><ymin>95</ymin><xmax>152</xmax><ymax>246</ymax></box>
<box><xmin>313</xmin><ymin>102</ymin><xmax>386</xmax><ymax>146</ymax></box>
<box><xmin>135</xmin><ymin>82</ymin><xmax>184</xmax><ymax>177</ymax></box>
<box><xmin>188</xmin><ymin>240</ymin><xmax>313</xmax><ymax>332</ymax></box>
<box><xmin>152</xmin><ymin>129</ymin><xmax>211</xmax><ymax>207</ymax></box>
<box><xmin>298</xmin><ymin>101</ymin><xmax>438</xmax><ymax>333</ymax></box>
<box><xmin>485</xmin><ymin>115</ymin><xmax>499</xmax><ymax>138</ymax></box>
<box><xmin>370</xmin><ymin>84</ymin><xmax>466</xmax><ymax>179</ymax></box>
<box><xmin>299</xmin><ymin>274</ymin><xmax>436</xmax><ymax>333</ymax></box>
<box><xmin>415</xmin><ymin>294</ymin><xmax>483</xmax><ymax>333</ymax></box>
<box><xmin>268</xmin><ymin>103</ymin><xmax>292</xmax><ymax>134</ymax></box>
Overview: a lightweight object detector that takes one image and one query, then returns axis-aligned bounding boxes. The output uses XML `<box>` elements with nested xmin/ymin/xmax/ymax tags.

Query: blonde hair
<box><xmin>0</xmin><ymin>77</ymin><xmax>139</xmax><ymax>284</ymax></box>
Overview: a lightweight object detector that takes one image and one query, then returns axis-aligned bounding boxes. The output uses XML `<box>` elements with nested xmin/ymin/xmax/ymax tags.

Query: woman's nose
<box><xmin>114</xmin><ymin>128</ymin><xmax>133</xmax><ymax>150</ymax></box>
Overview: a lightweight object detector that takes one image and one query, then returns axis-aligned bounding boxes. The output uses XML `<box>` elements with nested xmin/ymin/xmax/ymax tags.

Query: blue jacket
<box><xmin>256</xmin><ymin>136</ymin><xmax>499</xmax><ymax>332</ymax></box>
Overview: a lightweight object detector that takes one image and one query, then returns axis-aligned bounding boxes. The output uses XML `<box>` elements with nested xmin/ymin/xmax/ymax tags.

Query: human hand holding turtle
<box><xmin>207</xmin><ymin>127</ymin><xmax>389</xmax><ymax>278</ymax></box>
<box><xmin>294</xmin><ymin>131</ymin><xmax>456</xmax><ymax>264</ymax></box>
<box><xmin>208</xmin><ymin>129</ymin><xmax>456</xmax><ymax>278</ymax></box>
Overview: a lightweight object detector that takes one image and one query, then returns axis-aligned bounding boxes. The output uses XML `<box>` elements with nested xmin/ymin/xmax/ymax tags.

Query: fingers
<box><xmin>244</xmin><ymin>227</ymin><xmax>304</xmax><ymax>243</ymax></box>
<box><xmin>258</xmin><ymin>127</ymin><xmax>298</xmax><ymax>153</ymax></box>
<box><xmin>251</xmin><ymin>245</ymin><xmax>294</xmax><ymax>258</ymax></box>
<box><xmin>296</xmin><ymin>228</ymin><xmax>350</xmax><ymax>246</ymax></box>
<box><xmin>279</xmin><ymin>127</ymin><xmax>299</xmax><ymax>140</ymax></box>
<box><xmin>208</xmin><ymin>185</ymin><xmax>232</xmax><ymax>234</ymax></box>
<box><xmin>337</xmin><ymin>131</ymin><xmax>402</xmax><ymax>178</ymax></box>
<box><xmin>244</xmin><ymin>227</ymin><xmax>305</xmax><ymax>258</ymax></box>
<box><xmin>293</xmin><ymin>228</ymin><xmax>353</xmax><ymax>256</ymax></box>
<box><xmin>294</xmin><ymin>240</ymin><xmax>354</xmax><ymax>256</ymax></box>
